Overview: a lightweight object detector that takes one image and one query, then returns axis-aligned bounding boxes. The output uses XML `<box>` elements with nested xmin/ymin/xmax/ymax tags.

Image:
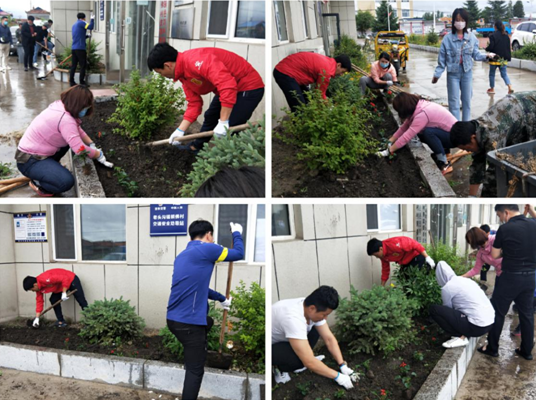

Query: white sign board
<box><xmin>14</xmin><ymin>212</ymin><xmax>47</xmax><ymax>242</ymax></box>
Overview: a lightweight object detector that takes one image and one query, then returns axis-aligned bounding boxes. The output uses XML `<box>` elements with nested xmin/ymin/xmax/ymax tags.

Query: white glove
<box><xmin>90</xmin><ymin>13</ymin><xmax>95</xmax><ymax>20</ymax></box>
<box><xmin>376</xmin><ymin>149</ymin><xmax>390</xmax><ymax>158</ymax></box>
<box><xmin>169</xmin><ymin>128</ymin><xmax>185</xmax><ymax>144</ymax></box>
<box><xmin>97</xmin><ymin>151</ymin><xmax>114</xmax><ymax>168</ymax></box>
<box><xmin>386</xmin><ymin>80</ymin><xmax>393</xmax><ymax>86</ymax></box>
<box><xmin>0</xmin><ymin>37</ymin><xmax>5</xmax><ymax>43</ymax></box>
<box><xmin>214</xmin><ymin>120</ymin><xmax>230</xmax><ymax>138</ymax></box>
<box><xmin>33</xmin><ymin>317</ymin><xmax>40</xmax><ymax>328</ymax></box>
<box><xmin>89</xmin><ymin>143</ymin><xmax>98</xmax><ymax>150</ymax></box>
<box><xmin>425</xmin><ymin>256</ymin><xmax>436</xmax><ymax>269</ymax></box>
<box><xmin>488</xmin><ymin>52</ymin><xmax>496</xmax><ymax>59</ymax></box>
<box><xmin>230</xmin><ymin>222</ymin><xmax>243</xmax><ymax>235</ymax></box>
<box><xmin>221</xmin><ymin>297</ymin><xmax>232</xmax><ymax>310</ymax></box>
<box><xmin>61</xmin><ymin>292</ymin><xmax>69</xmax><ymax>301</ymax></box>
<box><xmin>340</xmin><ymin>364</ymin><xmax>354</xmax><ymax>376</ymax></box>
<box><xmin>335</xmin><ymin>372</ymin><xmax>353</xmax><ymax>390</ymax></box>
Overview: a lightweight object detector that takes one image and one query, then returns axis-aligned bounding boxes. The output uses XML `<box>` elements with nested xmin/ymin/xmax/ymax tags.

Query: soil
<box><xmin>272</xmin><ymin>99</ymin><xmax>433</xmax><ymax>198</ymax></box>
<box><xmin>272</xmin><ymin>317</ymin><xmax>451</xmax><ymax>400</ymax></box>
<box><xmin>81</xmin><ymin>101</ymin><xmax>200</xmax><ymax>197</ymax></box>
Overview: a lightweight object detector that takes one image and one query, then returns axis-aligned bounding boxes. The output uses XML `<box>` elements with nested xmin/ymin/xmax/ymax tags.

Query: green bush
<box><xmin>327</xmin><ymin>72</ymin><xmax>364</xmax><ymax>104</ymax></box>
<box><xmin>159</xmin><ymin>325</ymin><xmax>184</xmax><ymax>359</ymax></box>
<box><xmin>107</xmin><ymin>69</ymin><xmax>186</xmax><ymax>140</ymax></box>
<box><xmin>393</xmin><ymin>265</ymin><xmax>441</xmax><ymax>316</ymax></box>
<box><xmin>56</xmin><ymin>40</ymin><xmax>103</xmax><ymax>73</ymax></box>
<box><xmin>334</xmin><ymin>34</ymin><xmax>368</xmax><ymax>70</ymax></box>
<box><xmin>337</xmin><ymin>285</ymin><xmax>418</xmax><ymax>355</ymax></box>
<box><xmin>426</xmin><ymin>31</ymin><xmax>439</xmax><ymax>45</ymax></box>
<box><xmin>229</xmin><ymin>281</ymin><xmax>265</xmax><ymax>373</ymax></box>
<box><xmin>280</xmin><ymin>90</ymin><xmax>378</xmax><ymax>174</ymax></box>
<box><xmin>408</xmin><ymin>34</ymin><xmax>427</xmax><ymax>46</ymax></box>
<box><xmin>180</xmin><ymin>120</ymin><xmax>265</xmax><ymax>197</ymax></box>
<box><xmin>425</xmin><ymin>243</ymin><xmax>469</xmax><ymax>276</ymax></box>
<box><xmin>79</xmin><ymin>297</ymin><xmax>146</xmax><ymax>345</ymax></box>
<box><xmin>513</xmin><ymin>42</ymin><xmax>536</xmax><ymax>61</ymax></box>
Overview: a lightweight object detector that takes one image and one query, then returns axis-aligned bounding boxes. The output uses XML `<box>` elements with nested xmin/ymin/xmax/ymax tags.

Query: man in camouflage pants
<box><xmin>450</xmin><ymin>91</ymin><xmax>536</xmax><ymax>197</ymax></box>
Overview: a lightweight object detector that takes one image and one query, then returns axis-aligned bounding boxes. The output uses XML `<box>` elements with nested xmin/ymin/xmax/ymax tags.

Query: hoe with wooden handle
<box><xmin>145</xmin><ymin>123</ymin><xmax>255</xmax><ymax>147</ymax></box>
<box><xmin>26</xmin><ymin>289</ymin><xmax>78</xmax><ymax>329</ymax></box>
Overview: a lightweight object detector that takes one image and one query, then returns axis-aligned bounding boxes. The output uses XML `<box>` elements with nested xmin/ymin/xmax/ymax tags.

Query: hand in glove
<box><xmin>33</xmin><ymin>317</ymin><xmax>40</xmax><ymax>328</ymax></box>
<box><xmin>335</xmin><ymin>373</ymin><xmax>353</xmax><ymax>390</ymax></box>
<box><xmin>487</xmin><ymin>52</ymin><xmax>497</xmax><ymax>59</ymax></box>
<box><xmin>97</xmin><ymin>151</ymin><xmax>114</xmax><ymax>168</ymax></box>
<box><xmin>425</xmin><ymin>256</ymin><xmax>436</xmax><ymax>269</ymax></box>
<box><xmin>230</xmin><ymin>222</ymin><xmax>243</xmax><ymax>235</ymax></box>
<box><xmin>340</xmin><ymin>363</ymin><xmax>355</xmax><ymax>376</ymax></box>
<box><xmin>221</xmin><ymin>297</ymin><xmax>232</xmax><ymax>310</ymax></box>
<box><xmin>0</xmin><ymin>37</ymin><xmax>5</xmax><ymax>43</ymax></box>
<box><xmin>169</xmin><ymin>128</ymin><xmax>185</xmax><ymax>144</ymax></box>
<box><xmin>385</xmin><ymin>80</ymin><xmax>393</xmax><ymax>87</ymax></box>
<box><xmin>89</xmin><ymin>142</ymin><xmax>98</xmax><ymax>150</ymax></box>
<box><xmin>214</xmin><ymin>120</ymin><xmax>229</xmax><ymax>138</ymax></box>
<box><xmin>61</xmin><ymin>292</ymin><xmax>69</xmax><ymax>301</ymax></box>
<box><xmin>376</xmin><ymin>149</ymin><xmax>390</xmax><ymax>158</ymax></box>
<box><xmin>90</xmin><ymin>13</ymin><xmax>95</xmax><ymax>20</ymax></box>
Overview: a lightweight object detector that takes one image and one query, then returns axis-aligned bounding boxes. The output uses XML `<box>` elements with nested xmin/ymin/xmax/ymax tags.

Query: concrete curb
<box><xmin>384</xmin><ymin>99</ymin><xmax>456</xmax><ymax>198</ymax></box>
<box><xmin>0</xmin><ymin>342</ymin><xmax>264</xmax><ymax>400</ymax></box>
<box><xmin>414</xmin><ymin>337</ymin><xmax>478</xmax><ymax>400</ymax></box>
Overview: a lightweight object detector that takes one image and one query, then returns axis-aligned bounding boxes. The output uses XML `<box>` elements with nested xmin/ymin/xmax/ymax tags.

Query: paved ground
<box><xmin>456</xmin><ymin>271</ymin><xmax>536</xmax><ymax>400</ymax></box>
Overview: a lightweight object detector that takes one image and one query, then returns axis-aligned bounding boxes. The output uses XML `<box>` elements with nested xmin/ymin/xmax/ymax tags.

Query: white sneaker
<box><xmin>442</xmin><ymin>337</ymin><xmax>469</xmax><ymax>348</ymax></box>
<box><xmin>33</xmin><ymin>62</ymin><xmax>38</xmax><ymax>68</ymax></box>
<box><xmin>273</xmin><ymin>368</ymin><xmax>291</xmax><ymax>384</ymax></box>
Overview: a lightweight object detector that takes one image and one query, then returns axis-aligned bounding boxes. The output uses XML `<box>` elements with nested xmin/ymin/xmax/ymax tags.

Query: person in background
<box><xmin>475</xmin><ymin>224</ymin><xmax>496</xmax><ymax>282</ymax></box>
<box><xmin>376</xmin><ymin>92</ymin><xmax>458</xmax><ymax>175</ymax></box>
<box><xmin>486</xmin><ymin>20</ymin><xmax>513</xmax><ymax>95</ymax></box>
<box><xmin>15</xmin><ymin>22</ymin><xmax>22</xmax><ymax>43</ymax></box>
<box><xmin>431</xmin><ymin>261</ymin><xmax>495</xmax><ymax>348</ymax></box>
<box><xmin>463</xmin><ymin>227</ymin><xmax>502</xmax><ymax>288</ymax></box>
<box><xmin>33</xmin><ymin>22</ymin><xmax>54</xmax><ymax>67</ymax></box>
<box><xmin>21</xmin><ymin>16</ymin><xmax>37</xmax><ymax>71</ymax></box>
<box><xmin>70</xmin><ymin>12</ymin><xmax>94</xmax><ymax>87</ymax></box>
<box><xmin>272</xmin><ymin>286</ymin><xmax>356</xmax><ymax>390</ymax></box>
<box><xmin>432</xmin><ymin>8</ymin><xmax>491</xmax><ymax>121</ymax></box>
<box><xmin>359</xmin><ymin>52</ymin><xmax>399</xmax><ymax>95</ymax></box>
<box><xmin>0</xmin><ymin>16</ymin><xmax>12</xmax><ymax>72</ymax></box>
<box><xmin>366</xmin><ymin>237</ymin><xmax>436</xmax><ymax>286</ymax></box>
<box><xmin>273</xmin><ymin>52</ymin><xmax>351</xmax><ymax>112</ymax></box>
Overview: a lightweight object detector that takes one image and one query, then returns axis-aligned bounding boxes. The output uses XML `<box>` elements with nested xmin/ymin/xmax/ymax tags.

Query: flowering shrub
<box><xmin>424</xmin><ymin>243</ymin><xmax>468</xmax><ymax>276</ymax></box>
<box><xmin>395</xmin><ymin>361</ymin><xmax>417</xmax><ymax>390</ymax></box>
<box><xmin>327</xmin><ymin>72</ymin><xmax>364</xmax><ymax>104</ymax></box>
<box><xmin>393</xmin><ymin>265</ymin><xmax>441</xmax><ymax>316</ymax></box>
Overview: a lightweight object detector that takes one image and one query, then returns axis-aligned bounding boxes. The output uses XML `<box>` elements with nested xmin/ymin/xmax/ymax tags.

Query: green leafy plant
<box><xmin>395</xmin><ymin>361</ymin><xmax>417</xmax><ymax>390</ymax></box>
<box><xmin>0</xmin><ymin>162</ymin><xmax>12</xmax><ymax>177</ymax></box>
<box><xmin>425</xmin><ymin>242</ymin><xmax>468</xmax><ymax>276</ymax></box>
<box><xmin>296</xmin><ymin>382</ymin><xmax>311</xmax><ymax>396</ymax></box>
<box><xmin>413</xmin><ymin>351</ymin><xmax>424</xmax><ymax>361</ymax></box>
<box><xmin>426</xmin><ymin>31</ymin><xmax>439</xmax><ymax>45</ymax></box>
<box><xmin>107</xmin><ymin>68</ymin><xmax>186</xmax><ymax>140</ymax></box>
<box><xmin>114</xmin><ymin>167</ymin><xmax>139</xmax><ymax>197</ymax></box>
<box><xmin>513</xmin><ymin>42</ymin><xmax>536</xmax><ymax>61</ymax></box>
<box><xmin>334</xmin><ymin>388</ymin><xmax>346</xmax><ymax>399</ymax></box>
<box><xmin>160</xmin><ymin>325</ymin><xmax>184</xmax><ymax>359</ymax></box>
<box><xmin>181</xmin><ymin>120</ymin><xmax>265</xmax><ymax>197</ymax></box>
<box><xmin>326</xmin><ymin>72</ymin><xmax>364</xmax><ymax>104</ymax></box>
<box><xmin>334</xmin><ymin>34</ymin><xmax>368</xmax><ymax>70</ymax></box>
<box><xmin>79</xmin><ymin>297</ymin><xmax>146</xmax><ymax>345</ymax></box>
<box><xmin>55</xmin><ymin>40</ymin><xmax>103</xmax><ymax>73</ymax></box>
<box><xmin>337</xmin><ymin>285</ymin><xmax>418</xmax><ymax>355</ymax></box>
<box><xmin>371</xmin><ymin>389</ymin><xmax>390</xmax><ymax>399</ymax></box>
<box><xmin>393</xmin><ymin>265</ymin><xmax>441</xmax><ymax>316</ymax></box>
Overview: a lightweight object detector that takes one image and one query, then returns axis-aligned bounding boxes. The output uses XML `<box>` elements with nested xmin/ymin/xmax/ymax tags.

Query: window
<box><xmin>274</xmin><ymin>1</ymin><xmax>288</xmax><ymax>42</ymax></box>
<box><xmin>207</xmin><ymin>1</ymin><xmax>265</xmax><ymax>40</ymax></box>
<box><xmin>94</xmin><ymin>1</ymin><xmax>99</xmax><ymax>31</ymax></box>
<box><xmin>110</xmin><ymin>0</ymin><xmax>119</xmax><ymax>33</ymax></box>
<box><xmin>367</xmin><ymin>205</ymin><xmax>401</xmax><ymax>231</ymax></box>
<box><xmin>207</xmin><ymin>1</ymin><xmax>230</xmax><ymax>36</ymax></box>
<box><xmin>301</xmin><ymin>1</ymin><xmax>309</xmax><ymax>39</ymax></box>
<box><xmin>52</xmin><ymin>205</ymin><xmax>76</xmax><ymax>261</ymax></box>
<box><xmin>235</xmin><ymin>1</ymin><xmax>265</xmax><ymax>39</ymax></box>
<box><xmin>216</xmin><ymin>205</ymin><xmax>265</xmax><ymax>263</ymax></box>
<box><xmin>529</xmin><ymin>23</ymin><xmax>536</xmax><ymax>33</ymax></box>
<box><xmin>81</xmin><ymin>205</ymin><xmax>126</xmax><ymax>261</ymax></box>
<box><xmin>315</xmin><ymin>1</ymin><xmax>322</xmax><ymax>38</ymax></box>
<box><xmin>272</xmin><ymin>205</ymin><xmax>295</xmax><ymax>240</ymax></box>
<box><xmin>402</xmin><ymin>10</ymin><xmax>410</xmax><ymax>18</ymax></box>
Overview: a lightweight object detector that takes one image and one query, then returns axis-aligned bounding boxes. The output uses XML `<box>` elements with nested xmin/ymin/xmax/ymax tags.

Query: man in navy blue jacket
<box><xmin>70</xmin><ymin>12</ymin><xmax>94</xmax><ymax>87</ymax></box>
<box><xmin>167</xmin><ymin>219</ymin><xmax>244</xmax><ymax>399</ymax></box>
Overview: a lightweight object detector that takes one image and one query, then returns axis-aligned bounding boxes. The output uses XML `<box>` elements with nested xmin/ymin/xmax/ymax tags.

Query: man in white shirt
<box><xmin>272</xmin><ymin>286</ymin><xmax>356</xmax><ymax>390</ymax></box>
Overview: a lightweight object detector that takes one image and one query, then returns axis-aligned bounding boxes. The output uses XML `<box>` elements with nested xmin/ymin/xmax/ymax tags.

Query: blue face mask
<box><xmin>380</xmin><ymin>62</ymin><xmax>389</xmax><ymax>69</ymax></box>
<box><xmin>2</xmin><ymin>21</ymin><xmax>7</xmax><ymax>26</ymax></box>
<box><xmin>78</xmin><ymin>107</ymin><xmax>90</xmax><ymax>118</ymax></box>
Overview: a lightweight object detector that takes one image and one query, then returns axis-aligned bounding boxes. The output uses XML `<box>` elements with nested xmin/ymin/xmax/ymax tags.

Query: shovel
<box><xmin>0</xmin><ymin>176</ymin><xmax>30</xmax><ymax>196</ymax></box>
<box><xmin>37</xmin><ymin>53</ymin><xmax>72</xmax><ymax>81</ymax></box>
<box><xmin>26</xmin><ymin>289</ymin><xmax>77</xmax><ymax>329</ymax></box>
<box><xmin>145</xmin><ymin>123</ymin><xmax>254</xmax><ymax>147</ymax></box>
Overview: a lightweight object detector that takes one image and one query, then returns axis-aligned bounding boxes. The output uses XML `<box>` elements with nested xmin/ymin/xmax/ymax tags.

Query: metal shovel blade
<box><xmin>206</xmin><ymin>350</ymin><xmax>233</xmax><ymax>370</ymax></box>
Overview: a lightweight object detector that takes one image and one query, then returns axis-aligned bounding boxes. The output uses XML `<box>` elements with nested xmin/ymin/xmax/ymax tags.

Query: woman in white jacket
<box><xmin>430</xmin><ymin>261</ymin><xmax>495</xmax><ymax>348</ymax></box>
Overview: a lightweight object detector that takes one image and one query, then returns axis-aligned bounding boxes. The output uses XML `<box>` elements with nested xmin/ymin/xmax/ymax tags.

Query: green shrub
<box><xmin>513</xmin><ymin>42</ymin><xmax>536</xmax><ymax>61</ymax></box>
<box><xmin>425</xmin><ymin>243</ymin><xmax>469</xmax><ymax>276</ymax></box>
<box><xmin>327</xmin><ymin>72</ymin><xmax>364</xmax><ymax>104</ymax></box>
<box><xmin>280</xmin><ymin>90</ymin><xmax>378</xmax><ymax>174</ymax></box>
<box><xmin>426</xmin><ymin>31</ymin><xmax>439</xmax><ymax>45</ymax></box>
<box><xmin>56</xmin><ymin>40</ymin><xmax>103</xmax><ymax>73</ymax></box>
<box><xmin>79</xmin><ymin>297</ymin><xmax>146</xmax><ymax>345</ymax></box>
<box><xmin>107</xmin><ymin>69</ymin><xmax>186</xmax><ymax>140</ymax></box>
<box><xmin>393</xmin><ymin>265</ymin><xmax>441</xmax><ymax>316</ymax></box>
<box><xmin>337</xmin><ymin>285</ymin><xmax>418</xmax><ymax>355</ymax></box>
<box><xmin>180</xmin><ymin>120</ymin><xmax>265</xmax><ymax>197</ymax></box>
<box><xmin>229</xmin><ymin>281</ymin><xmax>265</xmax><ymax>373</ymax></box>
<box><xmin>408</xmin><ymin>34</ymin><xmax>426</xmax><ymax>46</ymax></box>
<box><xmin>334</xmin><ymin>34</ymin><xmax>368</xmax><ymax>70</ymax></box>
<box><xmin>159</xmin><ymin>325</ymin><xmax>184</xmax><ymax>359</ymax></box>
<box><xmin>113</xmin><ymin>166</ymin><xmax>139</xmax><ymax>197</ymax></box>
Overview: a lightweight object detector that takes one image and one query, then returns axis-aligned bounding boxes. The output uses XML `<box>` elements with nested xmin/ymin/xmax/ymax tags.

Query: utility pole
<box><xmin>433</xmin><ymin>2</ymin><xmax>436</xmax><ymax>33</ymax></box>
<box><xmin>388</xmin><ymin>4</ymin><xmax>391</xmax><ymax>31</ymax></box>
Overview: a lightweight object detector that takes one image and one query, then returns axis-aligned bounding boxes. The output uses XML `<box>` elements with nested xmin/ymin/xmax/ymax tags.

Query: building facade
<box><xmin>357</xmin><ymin>0</ymin><xmax>414</xmax><ymax>20</ymax></box>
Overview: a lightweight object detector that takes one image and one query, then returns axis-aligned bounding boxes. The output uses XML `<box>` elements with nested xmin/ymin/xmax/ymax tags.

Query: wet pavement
<box><xmin>456</xmin><ymin>271</ymin><xmax>536</xmax><ymax>400</ymax></box>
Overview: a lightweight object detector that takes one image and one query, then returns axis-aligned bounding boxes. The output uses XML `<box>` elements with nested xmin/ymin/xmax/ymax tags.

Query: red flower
<box><xmin>400</xmin><ymin>362</ymin><xmax>407</xmax><ymax>368</ymax></box>
<box><xmin>78</xmin><ymin>145</ymin><xmax>85</xmax><ymax>153</ymax></box>
<box><xmin>432</xmin><ymin>337</ymin><xmax>436</xmax><ymax>341</ymax></box>
<box><xmin>65</xmin><ymin>338</ymin><xmax>69</xmax><ymax>342</ymax></box>
<box><xmin>370</xmin><ymin>102</ymin><xmax>376</xmax><ymax>107</ymax></box>
<box><xmin>111</xmin><ymin>350</ymin><xmax>114</xmax><ymax>354</ymax></box>
<box><xmin>421</xmin><ymin>326</ymin><xmax>425</xmax><ymax>331</ymax></box>
<box><xmin>98</xmin><ymin>131</ymin><xmax>102</xmax><ymax>138</ymax></box>
<box><xmin>381</xmin><ymin>389</ymin><xmax>387</xmax><ymax>396</ymax></box>
<box><xmin>387</xmin><ymin>90</ymin><xmax>392</xmax><ymax>95</ymax></box>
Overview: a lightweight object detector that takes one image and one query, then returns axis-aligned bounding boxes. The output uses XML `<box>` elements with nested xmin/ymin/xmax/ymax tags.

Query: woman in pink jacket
<box><xmin>16</xmin><ymin>85</ymin><xmax>112</xmax><ymax>196</ymax></box>
<box><xmin>377</xmin><ymin>92</ymin><xmax>458</xmax><ymax>175</ymax></box>
<box><xmin>464</xmin><ymin>227</ymin><xmax>502</xmax><ymax>283</ymax></box>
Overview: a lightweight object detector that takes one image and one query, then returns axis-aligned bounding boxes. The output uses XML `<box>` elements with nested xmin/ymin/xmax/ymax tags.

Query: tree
<box><xmin>373</xmin><ymin>0</ymin><xmax>399</xmax><ymax>32</ymax></box>
<box><xmin>513</xmin><ymin>0</ymin><xmax>525</xmax><ymax>17</ymax></box>
<box><xmin>507</xmin><ymin>0</ymin><xmax>514</xmax><ymax>19</ymax></box>
<box><xmin>356</xmin><ymin>10</ymin><xmax>375</xmax><ymax>35</ymax></box>
<box><xmin>483</xmin><ymin>0</ymin><xmax>508</xmax><ymax>23</ymax></box>
<box><xmin>436</xmin><ymin>11</ymin><xmax>444</xmax><ymax>19</ymax></box>
<box><xmin>423</xmin><ymin>12</ymin><xmax>434</xmax><ymax>21</ymax></box>
<box><xmin>463</xmin><ymin>0</ymin><xmax>481</xmax><ymax>29</ymax></box>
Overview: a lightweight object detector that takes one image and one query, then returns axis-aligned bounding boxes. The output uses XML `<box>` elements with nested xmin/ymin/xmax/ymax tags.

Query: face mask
<box><xmin>3</xmin><ymin>21</ymin><xmax>7</xmax><ymax>26</ymax></box>
<box><xmin>454</xmin><ymin>21</ymin><xmax>466</xmax><ymax>30</ymax></box>
<box><xmin>380</xmin><ymin>62</ymin><xmax>389</xmax><ymax>69</ymax></box>
<box><xmin>78</xmin><ymin>107</ymin><xmax>90</xmax><ymax>118</ymax></box>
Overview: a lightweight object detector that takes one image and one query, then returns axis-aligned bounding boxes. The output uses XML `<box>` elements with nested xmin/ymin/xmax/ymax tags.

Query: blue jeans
<box><xmin>417</xmin><ymin>127</ymin><xmax>452</xmax><ymax>163</ymax></box>
<box><xmin>33</xmin><ymin>40</ymin><xmax>54</xmax><ymax>64</ymax></box>
<box><xmin>17</xmin><ymin>146</ymin><xmax>75</xmax><ymax>194</ymax></box>
<box><xmin>489</xmin><ymin>64</ymin><xmax>511</xmax><ymax>88</ymax></box>
<box><xmin>447</xmin><ymin>69</ymin><xmax>473</xmax><ymax>121</ymax></box>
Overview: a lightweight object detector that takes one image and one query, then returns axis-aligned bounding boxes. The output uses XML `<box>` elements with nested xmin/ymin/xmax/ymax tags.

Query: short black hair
<box><xmin>23</xmin><ymin>276</ymin><xmax>37</xmax><ymax>291</ymax></box>
<box><xmin>48</xmin><ymin>19</ymin><xmax>53</xmax><ymax>24</ymax></box>
<box><xmin>379</xmin><ymin>51</ymin><xmax>391</xmax><ymax>62</ymax></box>
<box><xmin>450</xmin><ymin>121</ymin><xmax>477</xmax><ymax>147</ymax></box>
<box><xmin>494</xmin><ymin>204</ymin><xmax>520</xmax><ymax>212</ymax></box>
<box><xmin>188</xmin><ymin>220</ymin><xmax>214</xmax><ymax>240</ymax></box>
<box><xmin>334</xmin><ymin>54</ymin><xmax>351</xmax><ymax>72</ymax></box>
<box><xmin>195</xmin><ymin>166</ymin><xmax>265</xmax><ymax>198</ymax></box>
<box><xmin>479</xmin><ymin>224</ymin><xmax>491</xmax><ymax>234</ymax></box>
<box><xmin>1</xmin><ymin>16</ymin><xmax>7</xmax><ymax>20</ymax></box>
<box><xmin>367</xmin><ymin>238</ymin><xmax>383</xmax><ymax>256</ymax></box>
<box><xmin>304</xmin><ymin>286</ymin><xmax>339</xmax><ymax>311</ymax></box>
<box><xmin>77</xmin><ymin>13</ymin><xmax>86</xmax><ymax>20</ymax></box>
<box><xmin>147</xmin><ymin>42</ymin><xmax>178</xmax><ymax>71</ymax></box>
<box><xmin>28</xmin><ymin>16</ymin><xmax>35</xmax><ymax>21</ymax></box>
<box><xmin>451</xmin><ymin>8</ymin><xmax>470</xmax><ymax>35</ymax></box>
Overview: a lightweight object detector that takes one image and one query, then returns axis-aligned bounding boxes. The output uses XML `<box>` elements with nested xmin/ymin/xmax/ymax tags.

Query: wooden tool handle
<box><xmin>0</xmin><ymin>181</ymin><xmax>29</xmax><ymax>195</ymax></box>
<box><xmin>0</xmin><ymin>176</ymin><xmax>31</xmax><ymax>185</ymax></box>
<box><xmin>146</xmin><ymin>123</ymin><xmax>254</xmax><ymax>147</ymax></box>
<box><xmin>39</xmin><ymin>289</ymin><xmax>78</xmax><ymax>317</ymax></box>
<box><xmin>219</xmin><ymin>241</ymin><xmax>234</xmax><ymax>353</ymax></box>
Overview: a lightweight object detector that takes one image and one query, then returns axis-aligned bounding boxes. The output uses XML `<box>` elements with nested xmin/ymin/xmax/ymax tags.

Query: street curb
<box><xmin>0</xmin><ymin>342</ymin><xmax>265</xmax><ymax>400</ymax></box>
<box><xmin>384</xmin><ymin>99</ymin><xmax>456</xmax><ymax>198</ymax></box>
<box><xmin>413</xmin><ymin>337</ymin><xmax>478</xmax><ymax>400</ymax></box>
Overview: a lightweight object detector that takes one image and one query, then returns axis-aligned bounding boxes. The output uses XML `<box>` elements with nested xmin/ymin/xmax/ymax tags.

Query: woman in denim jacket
<box><xmin>432</xmin><ymin>8</ymin><xmax>491</xmax><ymax>121</ymax></box>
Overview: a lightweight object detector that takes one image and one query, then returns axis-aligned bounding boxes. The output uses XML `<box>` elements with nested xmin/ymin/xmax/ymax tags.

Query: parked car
<box><xmin>439</xmin><ymin>28</ymin><xmax>449</xmax><ymax>38</ymax></box>
<box><xmin>511</xmin><ymin>21</ymin><xmax>536</xmax><ymax>51</ymax></box>
<box><xmin>9</xmin><ymin>26</ymin><xmax>19</xmax><ymax>55</ymax></box>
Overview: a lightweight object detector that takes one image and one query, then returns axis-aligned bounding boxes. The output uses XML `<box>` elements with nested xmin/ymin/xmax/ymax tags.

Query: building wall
<box><xmin>358</xmin><ymin>0</ymin><xmax>414</xmax><ymax>19</ymax></box>
<box><xmin>1</xmin><ymin>204</ymin><xmax>264</xmax><ymax>329</ymax></box>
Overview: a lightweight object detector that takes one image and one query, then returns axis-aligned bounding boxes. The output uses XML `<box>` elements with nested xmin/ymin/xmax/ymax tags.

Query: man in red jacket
<box><xmin>23</xmin><ymin>268</ymin><xmax>88</xmax><ymax>328</ymax></box>
<box><xmin>147</xmin><ymin>42</ymin><xmax>264</xmax><ymax>153</ymax></box>
<box><xmin>367</xmin><ymin>237</ymin><xmax>436</xmax><ymax>286</ymax></box>
<box><xmin>273</xmin><ymin>52</ymin><xmax>351</xmax><ymax>112</ymax></box>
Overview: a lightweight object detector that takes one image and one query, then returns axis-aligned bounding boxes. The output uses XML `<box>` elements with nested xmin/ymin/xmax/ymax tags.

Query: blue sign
<box><xmin>100</xmin><ymin>1</ymin><xmax>105</xmax><ymax>21</ymax></box>
<box><xmin>150</xmin><ymin>204</ymin><xmax>188</xmax><ymax>237</ymax></box>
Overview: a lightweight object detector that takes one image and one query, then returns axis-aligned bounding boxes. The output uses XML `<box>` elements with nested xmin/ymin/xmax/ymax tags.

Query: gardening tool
<box><xmin>26</xmin><ymin>289</ymin><xmax>77</xmax><ymax>329</ymax></box>
<box><xmin>0</xmin><ymin>176</ymin><xmax>30</xmax><ymax>196</ymax></box>
<box><xmin>146</xmin><ymin>123</ymin><xmax>255</xmax><ymax>147</ymax></box>
<box><xmin>447</xmin><ymin>150</ymin><xmax>472</xmax><ymax>166</ymax></box>
<box><xmin>36</xmin><ymin>53</ymin><xmax>72</xmax><ymax>81</ymax></box>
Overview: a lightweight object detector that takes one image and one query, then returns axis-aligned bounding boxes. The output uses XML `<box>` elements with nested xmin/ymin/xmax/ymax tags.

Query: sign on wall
<box><xmin>100</xmin><ymin>0</ymin><xmax>104</xmax><ymax>21</ymax></box>
<box><xmin>159</xmin><ymin>1</ymin><xmax>169</xmax><ymax>43</ymax></box>
<box><xmin>150</xmin><ymin>205</ymin><xmax>188</xmax><ymax>237</ymax></box>
<box><xmin>171</xmin><ymin>7</ymin><xmax>194</xmax><ymax>40</ymax></box>
<box><xmin>13</xmin><ymin>213</ymin><xmax>47</xmax><ymax>243</ymax></box>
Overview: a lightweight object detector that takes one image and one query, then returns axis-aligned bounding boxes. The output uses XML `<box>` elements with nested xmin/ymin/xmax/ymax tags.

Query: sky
<box><xmin>0</xmin><ymin>0</ymin><xmax>51</xmax><ymax>18</ymax></box>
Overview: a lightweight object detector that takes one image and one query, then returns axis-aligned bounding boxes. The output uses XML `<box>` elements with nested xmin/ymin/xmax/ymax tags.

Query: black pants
<box><xmin>167</xmin><ymin>317</ymin><xmax>214</xmax><ymax>400</ymax></box>
<box><xmin>49</xmin><ymin>275</ymin><xmax>88</xmax><ymax>322</ymax></box>
<box><xmin>429</xmin><ymin>304</ymin><xmax>492</xmax><ymax>338</ymax></box>
<box><xmin>191</xmin><ymin>87</ymin><xmax>265</xmax><ymax>150</ymax></box>
<box><xmin>70</xmin><ymin>49</ymin><xmax>87</xmax><ymax>86</ymax></box>
<box><xmin>273</xmin><ymin>68</ymin><xmax>310</xmax><ymax>113</ymax></box>
<box><xmin>22</xmin><ymin>42</ymin><xmax>35</xmax><ymax>68</ymax></box>
<box><xmin>481</xmin><ymin>264</ymin><xmax>491</xmax><ymax>281</ymax></box>
<box><xmin>487</xmin><ymin>271</ymin><xmax>536</xmax><ymax>355</ymax></box>
<box><xmin>401</xmin><ymin>254</ymin><xmax>426</xmax><ymax>269</ymax></box>
<box><xmin>272</xmin><ymin>326</ymin><xmax>320</xmax><ymax>372</ymax></box>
